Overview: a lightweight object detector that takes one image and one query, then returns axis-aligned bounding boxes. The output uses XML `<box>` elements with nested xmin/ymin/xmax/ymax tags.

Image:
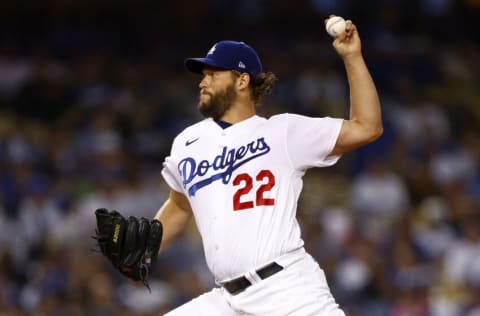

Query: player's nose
<box><xmin>199</xmin><ymin>75</ymin><xmax>208</xmax><ymax>89</ymax></box>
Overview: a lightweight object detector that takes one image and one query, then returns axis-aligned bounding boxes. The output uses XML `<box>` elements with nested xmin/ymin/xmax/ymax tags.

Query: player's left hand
<box><xmin>325</xmin><ymin>16</ymin><xmax>362</xmax><ymax>60</ymax></box>
<box><xmin>92</xmin><ymin>208</ymin><xmax>163</xmax><ymax>291</ymax></box>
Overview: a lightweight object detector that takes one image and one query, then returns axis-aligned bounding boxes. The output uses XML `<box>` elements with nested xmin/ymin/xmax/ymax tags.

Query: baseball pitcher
<box><xmin>93</xmin><ymin>17</ymin><xmax>382</xmax><ymax>315</ymax></box>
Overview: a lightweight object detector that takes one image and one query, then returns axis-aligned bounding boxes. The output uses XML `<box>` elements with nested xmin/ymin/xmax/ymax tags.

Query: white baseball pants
<box><xmin>164</xmin><ymin>249</ymin><xmax>346</xmax><ymax>316</ymax></box>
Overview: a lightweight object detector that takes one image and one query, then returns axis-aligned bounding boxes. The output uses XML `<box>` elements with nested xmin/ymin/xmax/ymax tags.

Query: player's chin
<box><xmin>198</xmin><ymin>100</ymin><xmax>210</xmax><ymax>113</ymax></box>
<box><xmin>198</xmin><ymin>94</ymin><xmax>211</xmax><ymax>106</ymax></box>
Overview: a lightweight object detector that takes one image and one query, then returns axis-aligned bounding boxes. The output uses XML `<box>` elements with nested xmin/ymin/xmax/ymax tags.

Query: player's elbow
<box><xmin>332</xmin><ymin>123</ymin><xmax>383</xmax><ymax>155</ymax></box>
<box><xmin>354</xmin><ymin>119</ymin><xmax>383</xmax><ymax>144</ymax></box>
<box><xmin>349</xmin><ymin>117</ymin><xmax>383</xmax><ymax>141</ymax></box>
<box><xmin>355</xmin><ymin>126</ymin><xmax>383</xmax><ymax>148</ymax></box>
<box><xmin>366</xmin><ymin>125</ymin><xmax>383</xmax><ymax>143</ymax></box>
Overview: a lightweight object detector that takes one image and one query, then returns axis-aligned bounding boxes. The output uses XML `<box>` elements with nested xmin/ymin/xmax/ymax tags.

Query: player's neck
<box><xmin>219</xmin><ymin>101</ymin><xmax>256</xmax><ymax>125</ymax></box>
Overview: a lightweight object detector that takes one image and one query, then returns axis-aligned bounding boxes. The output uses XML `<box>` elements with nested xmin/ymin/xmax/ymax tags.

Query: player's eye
<box><xmin>200</xmin><ymin>72</ymin><xmax>213</xmax><ymax>83</ymax></box>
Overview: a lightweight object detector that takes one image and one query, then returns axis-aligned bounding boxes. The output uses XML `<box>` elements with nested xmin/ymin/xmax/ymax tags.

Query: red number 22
<box><xmin>232</xmin><ymin>170</ymin><xmax>275</xmax><ymax>211</ymax></box>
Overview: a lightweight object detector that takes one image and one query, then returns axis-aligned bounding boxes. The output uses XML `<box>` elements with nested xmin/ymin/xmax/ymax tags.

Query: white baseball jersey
<box><xmin>161</xmin><ymin>113</ymin><xmax>343</xmax><ymax>283</ymax></box>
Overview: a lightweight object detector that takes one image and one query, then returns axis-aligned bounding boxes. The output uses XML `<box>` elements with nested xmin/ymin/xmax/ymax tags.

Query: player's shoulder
<box><xmin>265</xmin><ymin>113</ymin><xmax>343</xmax><ymax>131</ymax></box>
<box><xmin>268</xmin><ymin>113</ymin><xmax>291</xmax><ymax>118</ymax></box>
<box><xmin>269</xmin><ymin>112</ymin><xmax>339</xmax><ymax>123</ymax></box>
<box><xmin>265</xmin><ymin>113</ymin><xmax>303</xmax><ymax>125</ymax></box>
<box><xmin>269</xmin><ymin>113</ymin><xmax>311</xmax><ymax>120</ymax></box>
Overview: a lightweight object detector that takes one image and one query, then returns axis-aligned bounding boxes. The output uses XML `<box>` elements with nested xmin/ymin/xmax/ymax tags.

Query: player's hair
<box><xmin>232</xmin><ymin>70</ymin><xmax>278</xmax><ymax>106</ymax></box>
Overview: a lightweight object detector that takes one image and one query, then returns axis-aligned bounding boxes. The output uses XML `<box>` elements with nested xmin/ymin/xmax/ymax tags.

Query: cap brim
<box><xmin>184</xmin><ymin>57</ymin><xmax>228</xmax><ymax>74</ymax></box>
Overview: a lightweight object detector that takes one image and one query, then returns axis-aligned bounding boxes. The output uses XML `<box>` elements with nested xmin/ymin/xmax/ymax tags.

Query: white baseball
<box><xmin>326</xmin><ymin>16</ymin><xmax>346</xmax><ymax>37</ymax></box>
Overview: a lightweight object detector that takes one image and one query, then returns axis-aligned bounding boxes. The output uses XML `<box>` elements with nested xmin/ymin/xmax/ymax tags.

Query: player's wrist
<box><xmin>341</xmin><ymin>52</ymin><xmax>364</xmax><ymax>64</ymax></box>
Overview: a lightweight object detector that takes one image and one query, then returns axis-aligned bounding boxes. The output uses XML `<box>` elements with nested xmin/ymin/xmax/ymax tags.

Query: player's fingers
<box><xmin>334</xmin><ymin>31</ymin><xmax>348</xmax><ymax>43</ymax></box>
<box><xmin>335</xmin><ymin>25</ymin><xmax>356</xmax><ymax>45</ymax></box>
<box><xmin>344</xmin><ymin>20</ymin><xmax>354</xmax><ymax>35</ymax></box>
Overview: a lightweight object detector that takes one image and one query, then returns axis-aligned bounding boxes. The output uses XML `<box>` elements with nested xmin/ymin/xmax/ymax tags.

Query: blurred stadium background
<box><xmin>0</xmin><ymin>1</ymin><xmax>479</xmax><ymax>315</ymax></box>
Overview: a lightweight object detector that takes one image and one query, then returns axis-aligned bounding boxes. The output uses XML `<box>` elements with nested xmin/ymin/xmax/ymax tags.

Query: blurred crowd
<box><xmin>0</xmin><ymin>1</ymin><xmax>479</xmax><ymax>315</ymax></box>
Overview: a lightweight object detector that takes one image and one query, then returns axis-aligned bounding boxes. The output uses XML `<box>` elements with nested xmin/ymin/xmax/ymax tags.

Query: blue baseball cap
<box><xmin>185</xmin><ymin>40</ymin><xmax>263</xmax><ymax>77</ymax></box>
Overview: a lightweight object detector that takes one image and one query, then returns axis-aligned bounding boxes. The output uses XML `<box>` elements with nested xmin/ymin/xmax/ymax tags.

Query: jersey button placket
<box><xmin>213</xmin><ymin>215</ymin><xmax>219</xmax><ymax>251</ymax></box>
<box><xmin>219</xmin><ymin>131</ymin><xmax>227</xmax><ymax>147</ymax></box>
<box><xmin>214</xmin><ymin>130</ymin><xmax>228</xmax><ymax>254</ymax></box>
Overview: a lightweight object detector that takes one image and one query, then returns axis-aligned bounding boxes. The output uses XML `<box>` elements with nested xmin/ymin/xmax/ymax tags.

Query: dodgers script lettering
<box><xmin>178</xmin><ymin>137</ymin><xmax>271</xmax><ymax>196</ymax></box>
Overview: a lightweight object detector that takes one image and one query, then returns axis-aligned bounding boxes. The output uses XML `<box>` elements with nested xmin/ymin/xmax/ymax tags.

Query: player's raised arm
<box><xmin>154</xmin><ymin>189</ymin><xmax>193</xmax><ymax>251</ymax></box>
<box><xmin>327</xmin><ymin>17</ymin><xmax>383</xmax><ymax>156</ymax></box>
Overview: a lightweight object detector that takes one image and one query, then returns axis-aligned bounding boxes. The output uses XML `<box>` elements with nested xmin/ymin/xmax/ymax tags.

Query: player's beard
<box><xmin>198</xmin><ymin>83</ymin><xmax>236</xmax><ymax>120</ymax></box>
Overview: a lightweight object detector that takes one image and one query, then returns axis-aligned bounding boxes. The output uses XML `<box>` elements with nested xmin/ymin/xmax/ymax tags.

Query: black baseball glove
<box><xmin>93</xmin><ymin>208</ymin><xmax>163</xmax><ymax>290</ymax></box>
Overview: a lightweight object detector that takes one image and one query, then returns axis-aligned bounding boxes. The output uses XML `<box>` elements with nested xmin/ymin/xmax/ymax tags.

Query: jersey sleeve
<box><xmin>161</xmin><ymin>139</ymin><xmax>184</xmax><ymax>193</ymax></box>
<box><xmin>285</xmin><ymin>113</ymin><xmax>343</xmax><ymax>170</ymax></box>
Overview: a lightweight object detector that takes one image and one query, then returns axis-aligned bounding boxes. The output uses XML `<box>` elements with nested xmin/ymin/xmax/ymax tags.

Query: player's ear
<box><xmin>236</xmin><ymin>73</ymin><xmax>250</xmax><ymax>90</ymax></box>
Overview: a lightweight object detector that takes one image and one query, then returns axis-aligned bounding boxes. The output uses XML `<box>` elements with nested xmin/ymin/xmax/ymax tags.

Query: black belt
<box><xmin>222</xmin><ymin>262</ymin><xmax>283</xmax><ymax>295</ymax></box>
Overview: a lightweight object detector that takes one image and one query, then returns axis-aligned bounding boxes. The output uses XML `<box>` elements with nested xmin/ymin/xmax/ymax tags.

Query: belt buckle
<box><xmin>222</xmin><ymin>262</ymin><xmax>283</xmax><ymax>295</ymax></box>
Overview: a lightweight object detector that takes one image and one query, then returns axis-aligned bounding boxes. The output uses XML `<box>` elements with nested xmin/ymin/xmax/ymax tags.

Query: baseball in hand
<box><xmin>325</xmin><ymin>16</ymin><xmax>346</xmax><ymax>37</ymax></box>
